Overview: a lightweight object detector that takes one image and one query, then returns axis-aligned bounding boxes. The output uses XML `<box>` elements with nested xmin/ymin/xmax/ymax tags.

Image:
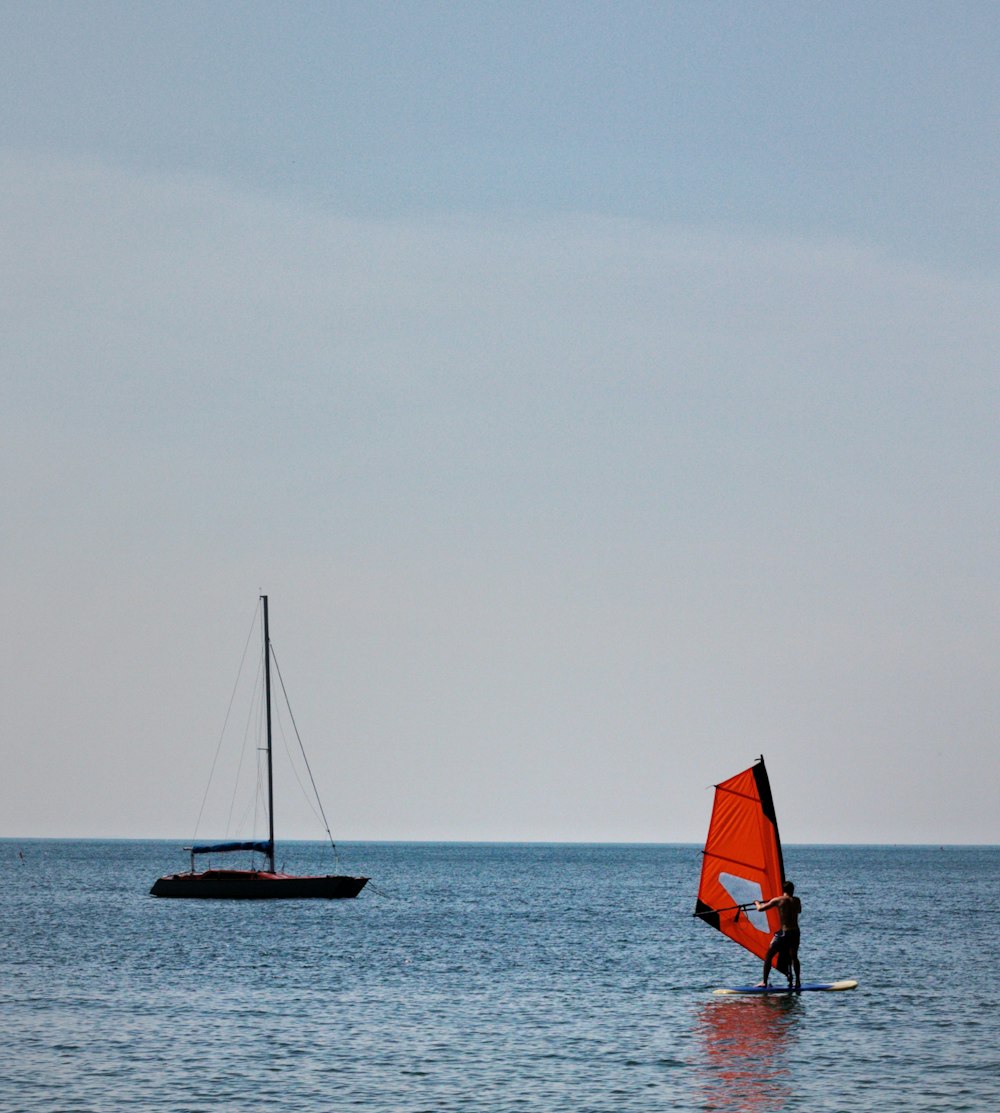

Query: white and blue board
<box><xmin>713</xmin><ymin>979</ymin><xmax>858</xmax><ymax>996</ymax></box>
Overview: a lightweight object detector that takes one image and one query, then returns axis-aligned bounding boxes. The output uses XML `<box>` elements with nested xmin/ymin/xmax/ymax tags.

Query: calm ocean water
<box><xmin>2</xmin><ymin>841</ymin><xmax>998</xmax><ymax>1112</ymax></box>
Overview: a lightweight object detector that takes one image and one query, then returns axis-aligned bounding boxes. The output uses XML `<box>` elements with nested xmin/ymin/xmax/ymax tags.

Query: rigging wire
<box><xmin>226</xmin><ymin>650</ymin><xmax>263</xmax><ymax>839</ymax></box>
<box><xmin>273</xmin><ymin>696</ymin><xmax>326</xmax><ymax>831</ymax></box>
<box><xmin>193</xmin><ymin>603</ymin><xmax>260</xmax><ymax>841</ymax></box>
<box><xmin>270</xmin><ymin>643</ymin><xmax>342</xmax><ymax>867</ymax></box>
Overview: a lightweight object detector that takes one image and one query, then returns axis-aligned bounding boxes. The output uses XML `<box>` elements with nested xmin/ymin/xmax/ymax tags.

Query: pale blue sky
<box><xmin>4</xmin><ymin>3</ymin><xmax>997</xmax><ymax>263</ymax></box>
<box><xmin>2</xmin><ymin>3</ymin><xmax>997</xmax><ymax>843</ymax></box>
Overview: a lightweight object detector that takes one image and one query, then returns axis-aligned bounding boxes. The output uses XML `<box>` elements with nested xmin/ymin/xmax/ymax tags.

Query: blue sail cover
<box><xmin>191</xmin><ymin>841</ymin><xmax>270</xmax><ymax>855</ymax></box>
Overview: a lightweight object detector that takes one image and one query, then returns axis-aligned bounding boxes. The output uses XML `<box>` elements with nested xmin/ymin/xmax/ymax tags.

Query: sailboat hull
<box><xmin>150</xmin><ymin>869</ymin><xmax>368</xmax><ymax>899</ymax></box>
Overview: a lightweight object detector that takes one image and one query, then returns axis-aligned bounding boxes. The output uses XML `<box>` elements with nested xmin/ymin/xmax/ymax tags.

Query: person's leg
<box><xmin>758</xmin><ymin>937</ymin><xmax>778</xmax><ymax>986</ymax></box>
<box><xmin>774</xmin><ymin>933</ymin><xmax>792</xmax><ymax>988</ymax></box>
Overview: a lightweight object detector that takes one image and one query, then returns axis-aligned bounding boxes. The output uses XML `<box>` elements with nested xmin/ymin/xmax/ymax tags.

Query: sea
<box><xmin>2</xmin><ymin>841</ymin><xmax>998</xmax><ymax>1112</ymax></box>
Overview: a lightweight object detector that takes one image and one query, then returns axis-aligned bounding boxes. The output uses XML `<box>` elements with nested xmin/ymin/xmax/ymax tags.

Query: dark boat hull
<box><xmin>150</xmin><ymin>869</ymin><xmax>368</xmax><ymax>899</ymax></box>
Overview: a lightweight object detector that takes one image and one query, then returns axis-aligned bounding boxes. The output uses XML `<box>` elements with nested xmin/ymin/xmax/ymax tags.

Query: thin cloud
<box><xmin>2</xmin><ymin>152</ymin><xmax>997</xmax><ymax>842</ymax></box>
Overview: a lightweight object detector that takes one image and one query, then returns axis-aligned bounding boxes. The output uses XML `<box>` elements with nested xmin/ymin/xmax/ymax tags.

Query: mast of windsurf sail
<box><xmin>261</xmin><ymin>594</ymin><xmax>276</xmax><ymax>873</ymax></box>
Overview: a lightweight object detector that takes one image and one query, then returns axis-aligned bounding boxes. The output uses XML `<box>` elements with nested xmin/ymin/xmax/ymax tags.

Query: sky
<box><xmin>2</xmin><ymin>2</ymin><xmax>997</xmax><ymax>845</ymax></box>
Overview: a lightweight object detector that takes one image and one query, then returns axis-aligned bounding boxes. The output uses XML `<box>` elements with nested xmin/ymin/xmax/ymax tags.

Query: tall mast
<box><xmin>262</xmin><ymin>594</ymin><xmax>276</xmax><ymax>873</ymax></box>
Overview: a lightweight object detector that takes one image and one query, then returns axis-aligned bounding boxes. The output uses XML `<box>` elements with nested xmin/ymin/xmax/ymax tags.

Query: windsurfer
<box><xmin>754</xmin><ymin>881</ymin><xmax>801</xmax><ymax>988</ymax></box>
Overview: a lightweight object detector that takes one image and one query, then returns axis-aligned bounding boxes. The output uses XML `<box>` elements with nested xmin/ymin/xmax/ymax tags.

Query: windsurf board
<box><xmin>713</xmin><ymin>979</ymin><xmax>858</xmax><ymax>996</ymax></box>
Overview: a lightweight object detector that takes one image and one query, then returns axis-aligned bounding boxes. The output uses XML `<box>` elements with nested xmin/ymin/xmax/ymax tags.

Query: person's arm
<box><xmin>755</xmin><ymin>896</ymin><xmax>780</xmax><ymax>911</ymax></box>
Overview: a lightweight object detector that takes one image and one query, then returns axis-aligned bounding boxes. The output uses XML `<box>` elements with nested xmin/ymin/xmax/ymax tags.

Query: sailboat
<box><xmin>151</xmin><ymin>596</ymin><xmax>368</xmax><ymax>899</ymax></box>
<box><xmin>693</xmin><ymin>756</ymin><xmax>856</xmax><ymax>993</ymax></box>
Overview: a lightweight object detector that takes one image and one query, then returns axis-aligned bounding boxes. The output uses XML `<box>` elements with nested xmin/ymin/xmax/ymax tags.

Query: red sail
<box><xmin>695</xmin><ymin>757</ymin><xmax>788</xmax><ymax>974</ymax></box>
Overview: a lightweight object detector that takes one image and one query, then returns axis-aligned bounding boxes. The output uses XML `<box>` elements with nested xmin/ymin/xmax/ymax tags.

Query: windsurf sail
<box><xmin>694</xmin><ymin>757</ymin><xmax>788</xmax><ymax>975</ymax></box>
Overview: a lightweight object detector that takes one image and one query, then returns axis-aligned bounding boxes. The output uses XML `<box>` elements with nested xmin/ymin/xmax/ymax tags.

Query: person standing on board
<box><xmin>754</xmin><ymin>881</ymin><xmax>801</xmax><ymax>988</ymax></box>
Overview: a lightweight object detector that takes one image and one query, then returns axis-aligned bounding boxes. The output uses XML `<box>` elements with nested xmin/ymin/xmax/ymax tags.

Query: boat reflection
<box><xmin>693</xmin><ymin>995</ymin><xmax>801</xmax><ymax>1112</ymax></box>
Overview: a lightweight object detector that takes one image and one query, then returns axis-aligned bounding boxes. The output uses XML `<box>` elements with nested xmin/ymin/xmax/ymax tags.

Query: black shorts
<box><xmin>774</xmin><ymin>929</ymin><xmax>800</xmax><ymax>954</ymax></box>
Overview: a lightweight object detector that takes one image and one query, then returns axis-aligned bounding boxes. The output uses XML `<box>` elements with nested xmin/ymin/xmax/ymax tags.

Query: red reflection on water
<box><xmin>694</xmin><ymin>996</ymin><xmax>800</xmax><ymax>1112</ymax></box>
